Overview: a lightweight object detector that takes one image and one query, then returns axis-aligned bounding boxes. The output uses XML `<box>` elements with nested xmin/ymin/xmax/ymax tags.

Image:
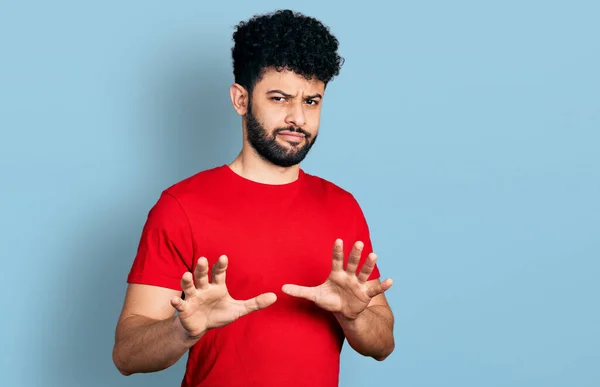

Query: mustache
<box><xmin>274</xmin><ymin>127</ymin><xmax>311</xmax><ymax>137</ymax></box>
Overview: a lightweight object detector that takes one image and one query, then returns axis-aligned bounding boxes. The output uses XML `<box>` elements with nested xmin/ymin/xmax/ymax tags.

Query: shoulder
<box><xmin>162</xmin><ymin>165</ymin><xmax>227</xmax><ymax>201</ymax></box>
<box><xmin>141</xmin><ymin>165</ymin><xmax>229</xmax><ymax>219</ymax></box>
<box><xmin>301</xmin><ymin>169</ymin><xmax>361</xmax><ymax>210</ymax></box>
<box><xmin>141</xmin><ymin>167</ymin><xmax>222</xmax><ymax>219</ymax></box>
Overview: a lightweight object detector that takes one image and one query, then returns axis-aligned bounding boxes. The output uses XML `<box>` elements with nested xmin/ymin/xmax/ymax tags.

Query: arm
<box><xmin>112</xmin><ymin>284</ymin><xmax>201</xmax><ymax>376</ymax></box>
<box><xmin>282</xmin><ymin>239</ymin><xmax>395</xmax><ymax>361</ymax></box>
<box><xmin>334</xmin><ymin>286</ymin><xmax>395</xmax><ymax>361</ymax></box>
<box><xmin>113</xmin><ymin>191</ymin><xmax>203</xmax><ymax>376</ymax></box>
<box><xmin>113</xmin><ymin>256</ymin><xmax>277</xmax><ymax>376</ymax></box>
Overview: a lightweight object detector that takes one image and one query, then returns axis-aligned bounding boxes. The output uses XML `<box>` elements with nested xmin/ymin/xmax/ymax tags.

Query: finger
<box><xmin>193</xmin><ymin>257</ymin><xmax>209</xmax><ymax>289</ymax></box>
<box><xmin>281</xmin><ymin>284</ymin><xmax>318</xmax><ymax>302</ymax></box>
<box><xmin>357</xmin><ymin>253</ymin><xmax>377</xmax><ymax>283</ymax></box>
<box><xmin>240</xmin><ymin>292</ymin><xmax>277</xmax><ymax>317</ymax></box>
<box><xmin>366</xmin><ymin>278</ymin><xmax>393</xmax><ymax>298</ymax></box>
<box><xmin>346</xmin><ymin>241</ymin><xmax>364</xmax><ymax>275</ymax></box>
<box><xmin>211</xmin><ymin>255</ymin><xmax>228</xmax><ymax>285</ymax></box>
<box><xmin>180</xmin><ymin>271</ymin><xmax>197</xmax><ymax>299</ymax></box>
<box><xmin>170</xmin><ymin>295</ymin><xmax>187</xmax><ymax>313</ymax></box>
<box><xmin>331</xmin><ymin>239</ymin><xmax>344</xmax><ymax>271</ymax></box>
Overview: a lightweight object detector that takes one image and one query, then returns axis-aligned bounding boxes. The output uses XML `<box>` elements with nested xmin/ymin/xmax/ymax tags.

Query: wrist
<box><xmin>334</xmin><ymin>309</ymin><xmax>366</xmax><ymax>330</ymax></box>
<box><xmin>172</xmin><ymin>316</ymin><xmax>204</xmax><ymax>348</ymax></box>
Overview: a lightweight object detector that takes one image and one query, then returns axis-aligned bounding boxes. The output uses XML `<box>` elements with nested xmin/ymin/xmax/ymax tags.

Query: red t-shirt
<box><xmin>127</xmin><ymin>165</ymin><xmax>380</xmax><ymax>387</ymax></box>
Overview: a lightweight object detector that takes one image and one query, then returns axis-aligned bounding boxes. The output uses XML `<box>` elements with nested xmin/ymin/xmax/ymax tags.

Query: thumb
<box><xmin>240</xmin><ymin>292</ymin><xmax>277</xmax><ymax>316</ymax></box>
<box><xmin>282</xmin><ymin>284</ymin><xmax>317</xmax><ymax>302</ymax></box>
<box><xmin>170</xmin><ymin>296</ymin><xmax>187</xmax><ymax>313</ymax></box>
<box><xmin>366</xmin><ymin>278</ymin><xmax>393</xmax><ymax>298</ymax></box>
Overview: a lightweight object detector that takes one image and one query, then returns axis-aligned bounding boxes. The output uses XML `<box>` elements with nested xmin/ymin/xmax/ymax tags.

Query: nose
<box><xmin>285</xmin><ymin>102</ymin><xmax>306</xmax><ymax>128</ymax></box>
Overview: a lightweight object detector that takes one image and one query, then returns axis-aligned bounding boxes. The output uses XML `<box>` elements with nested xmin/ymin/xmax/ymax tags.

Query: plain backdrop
<box><xmin>1</xmin><ymin>1</ymin><xmax>599</xmax><ymax>386</ymax></box>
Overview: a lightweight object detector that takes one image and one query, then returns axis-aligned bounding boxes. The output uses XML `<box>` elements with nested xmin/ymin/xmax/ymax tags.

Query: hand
<box><xmin>170</xmin><ymin>255</ymin><xmax>277</xmax><ymax>339</ymax></box>
<box><xmin>282</xmin><ymin>239</ymin><xmax>392</xmax><ymax>320</ymax></box>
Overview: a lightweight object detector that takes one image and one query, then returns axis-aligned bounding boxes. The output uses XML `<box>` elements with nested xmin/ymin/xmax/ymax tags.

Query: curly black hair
<box><xmin>232</xmin><ymin>9</ymin><xmax>344</xmax><ymax>94</ymax></box>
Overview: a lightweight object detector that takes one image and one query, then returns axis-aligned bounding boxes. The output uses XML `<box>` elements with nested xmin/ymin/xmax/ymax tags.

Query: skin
<box><xmin>112</xmin><ymin>68</ymin><xmax>395</xmax><ymax>376</ymax></box>
<box><xmin>228</xmin><ymin>68</ymin><xmax>324</xmax><ymax>183</ymax></box>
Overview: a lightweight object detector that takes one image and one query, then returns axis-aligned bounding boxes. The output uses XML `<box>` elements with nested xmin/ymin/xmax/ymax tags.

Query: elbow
<box><xmin>373</xmin><ymin>352</ymin><xmax>391</xmax><ymax>362</ymax></box>
<box><xmin>117</xmin><ymin>368</ymin><xmax>133</xmax><ymax>376</ymax></box>
<box><xmin>373</xmin><ymin>339</ymin><xmax>395</xmax><ymax>362</ymax></box>
<box><xmin>112</xmin><ymin>345</ymin><xmax>133</xmax><ymax>376</ymax></box>
<box><xmin>116</xmin><ymin>366</ymin><xmax>133</xmax><ymax>377</ymax></box>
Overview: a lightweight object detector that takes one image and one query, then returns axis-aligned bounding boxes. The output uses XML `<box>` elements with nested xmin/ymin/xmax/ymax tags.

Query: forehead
<box><xmin>253</xmin><ymin>68</ymin><xmax>325</xmax><ymax>94</ymax></box>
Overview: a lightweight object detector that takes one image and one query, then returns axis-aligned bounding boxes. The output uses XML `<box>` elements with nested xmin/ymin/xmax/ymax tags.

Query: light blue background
<box><xmin>1</xmin><ymin>1</ymin><xmax>599</xmax><ymax>386</ymax></box>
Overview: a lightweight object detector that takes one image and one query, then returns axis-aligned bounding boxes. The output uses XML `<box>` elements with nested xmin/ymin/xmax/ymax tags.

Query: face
<box><xmin>243</xmin><ymin>69</ymin><xmax>325</xmax><ymax>167</ymax></box>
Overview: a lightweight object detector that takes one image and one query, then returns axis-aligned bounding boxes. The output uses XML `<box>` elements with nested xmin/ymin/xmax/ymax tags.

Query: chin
<box><xmin>276</xmin><ymin>141</ymin><xmax>301</xmax><ymax>150</ymax></box>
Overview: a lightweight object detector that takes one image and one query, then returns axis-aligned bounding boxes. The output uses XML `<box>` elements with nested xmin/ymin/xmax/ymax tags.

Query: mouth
<box><xmin>277</xmin><ymin>130</ymin><xmax>306</xmax><ymax>143</ymax></box>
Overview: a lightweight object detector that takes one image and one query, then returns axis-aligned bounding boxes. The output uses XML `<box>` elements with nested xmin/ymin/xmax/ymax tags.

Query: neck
<box><xmin>229</xmin><ymin>144</ymin><xmax>301</xmax><ymax>185</ymax></box>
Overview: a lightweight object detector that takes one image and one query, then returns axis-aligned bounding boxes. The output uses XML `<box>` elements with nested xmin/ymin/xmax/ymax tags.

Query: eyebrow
<box><xmin>266</xmin><ymin>89</ymin><xmax>322</xmax><ymax>99</ymax></box>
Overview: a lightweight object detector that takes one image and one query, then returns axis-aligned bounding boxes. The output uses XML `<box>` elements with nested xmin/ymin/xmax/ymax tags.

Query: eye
<box><xmin>271</xmin><ymin>96</ymin><xmax>286</xmax><ymax>102</ymax></box>
<box><xmin>305</xmin><ymin>99</ymin><xmax>319</xmax><ymax>106</ymax></box>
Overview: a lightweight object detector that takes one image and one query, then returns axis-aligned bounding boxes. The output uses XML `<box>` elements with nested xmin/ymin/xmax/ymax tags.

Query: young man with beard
<box><xmin>112</xmin><ymin>9</ymin><xmax>395</xmax><ymax>387</ymax></box>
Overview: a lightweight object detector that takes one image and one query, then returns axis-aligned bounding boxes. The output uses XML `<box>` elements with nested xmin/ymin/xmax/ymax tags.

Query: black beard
<box><xmin>245</xmin><ymin>103</ymin><xmax>317</xmax><ymax>168</ymax></box>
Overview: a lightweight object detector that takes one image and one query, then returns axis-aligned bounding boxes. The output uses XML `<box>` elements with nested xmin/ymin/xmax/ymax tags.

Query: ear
<box><xmin>230</xmin><ymin>83</ymin><xmax>249</xmax><ymax>115</ymax></box>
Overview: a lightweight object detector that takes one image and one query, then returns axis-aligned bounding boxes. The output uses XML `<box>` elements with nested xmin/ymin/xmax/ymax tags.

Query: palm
<box><xmin>177</xmin><ymin>284</ymin><xmax>236</xmax><ymax>334</ymax></box>
<box><xmin>282</xmin><ymin>239</ymin><xmax>392</xmax><ymax>320</ymax></box>
<box><xmin>171</xmin><ymin>255</ymin><xmax>276</xmax><ymax>338</ymax></box>
<box><xmin>313</xmin><ymin>271</ymin><xmax>373</xmax><ymax>319</ymax></box>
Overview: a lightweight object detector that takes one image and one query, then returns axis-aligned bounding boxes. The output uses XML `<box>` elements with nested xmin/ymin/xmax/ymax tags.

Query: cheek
<box><xmin>264</xmin><ymin>119</ymin><xmax>284</xmax><ymax>133</ymax></box>
<box><xmin>257</xmin><ymin>109</ymin><xmax>287</xmax><ymax>130</ymax></box>
<box><xmin>305</xmin><ymin>109</ymin><xmax>321</xmax><ymax>132</ymax></box>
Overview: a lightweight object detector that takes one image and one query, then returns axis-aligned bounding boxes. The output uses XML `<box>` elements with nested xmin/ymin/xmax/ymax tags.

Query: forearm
<box><xmin>335</xmin><ymin>305</ymin><xmax>395</xmax><ymax>361</ymax></box>
<box><xmin>112</xmin><ymin>315</ymin><xmax>201</xmax><ymax>375</ymax></box>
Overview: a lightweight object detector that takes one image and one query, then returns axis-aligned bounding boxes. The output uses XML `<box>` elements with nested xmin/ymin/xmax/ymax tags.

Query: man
<box><xmin>112</xmin><ymin>9</ymin><xmax>395</xmax><ymax>387</ymax></box>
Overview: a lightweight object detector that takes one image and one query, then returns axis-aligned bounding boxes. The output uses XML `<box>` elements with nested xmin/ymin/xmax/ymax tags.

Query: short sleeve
<box><xmin>127</xmin><ymin>191</ymin><xmax>194</xmax><ymax>291</ymax></box>
<box><xmin>352</xmin><ymin>196</ymin><xmax>381</xmax><ymax>281</ymax></box>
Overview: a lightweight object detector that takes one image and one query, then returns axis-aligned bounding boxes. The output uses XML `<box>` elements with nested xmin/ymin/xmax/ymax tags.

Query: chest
<box><xmin>188</xmin><ymin>201</ymin><xmax>356</xmax><ymax>299</ymax></box>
